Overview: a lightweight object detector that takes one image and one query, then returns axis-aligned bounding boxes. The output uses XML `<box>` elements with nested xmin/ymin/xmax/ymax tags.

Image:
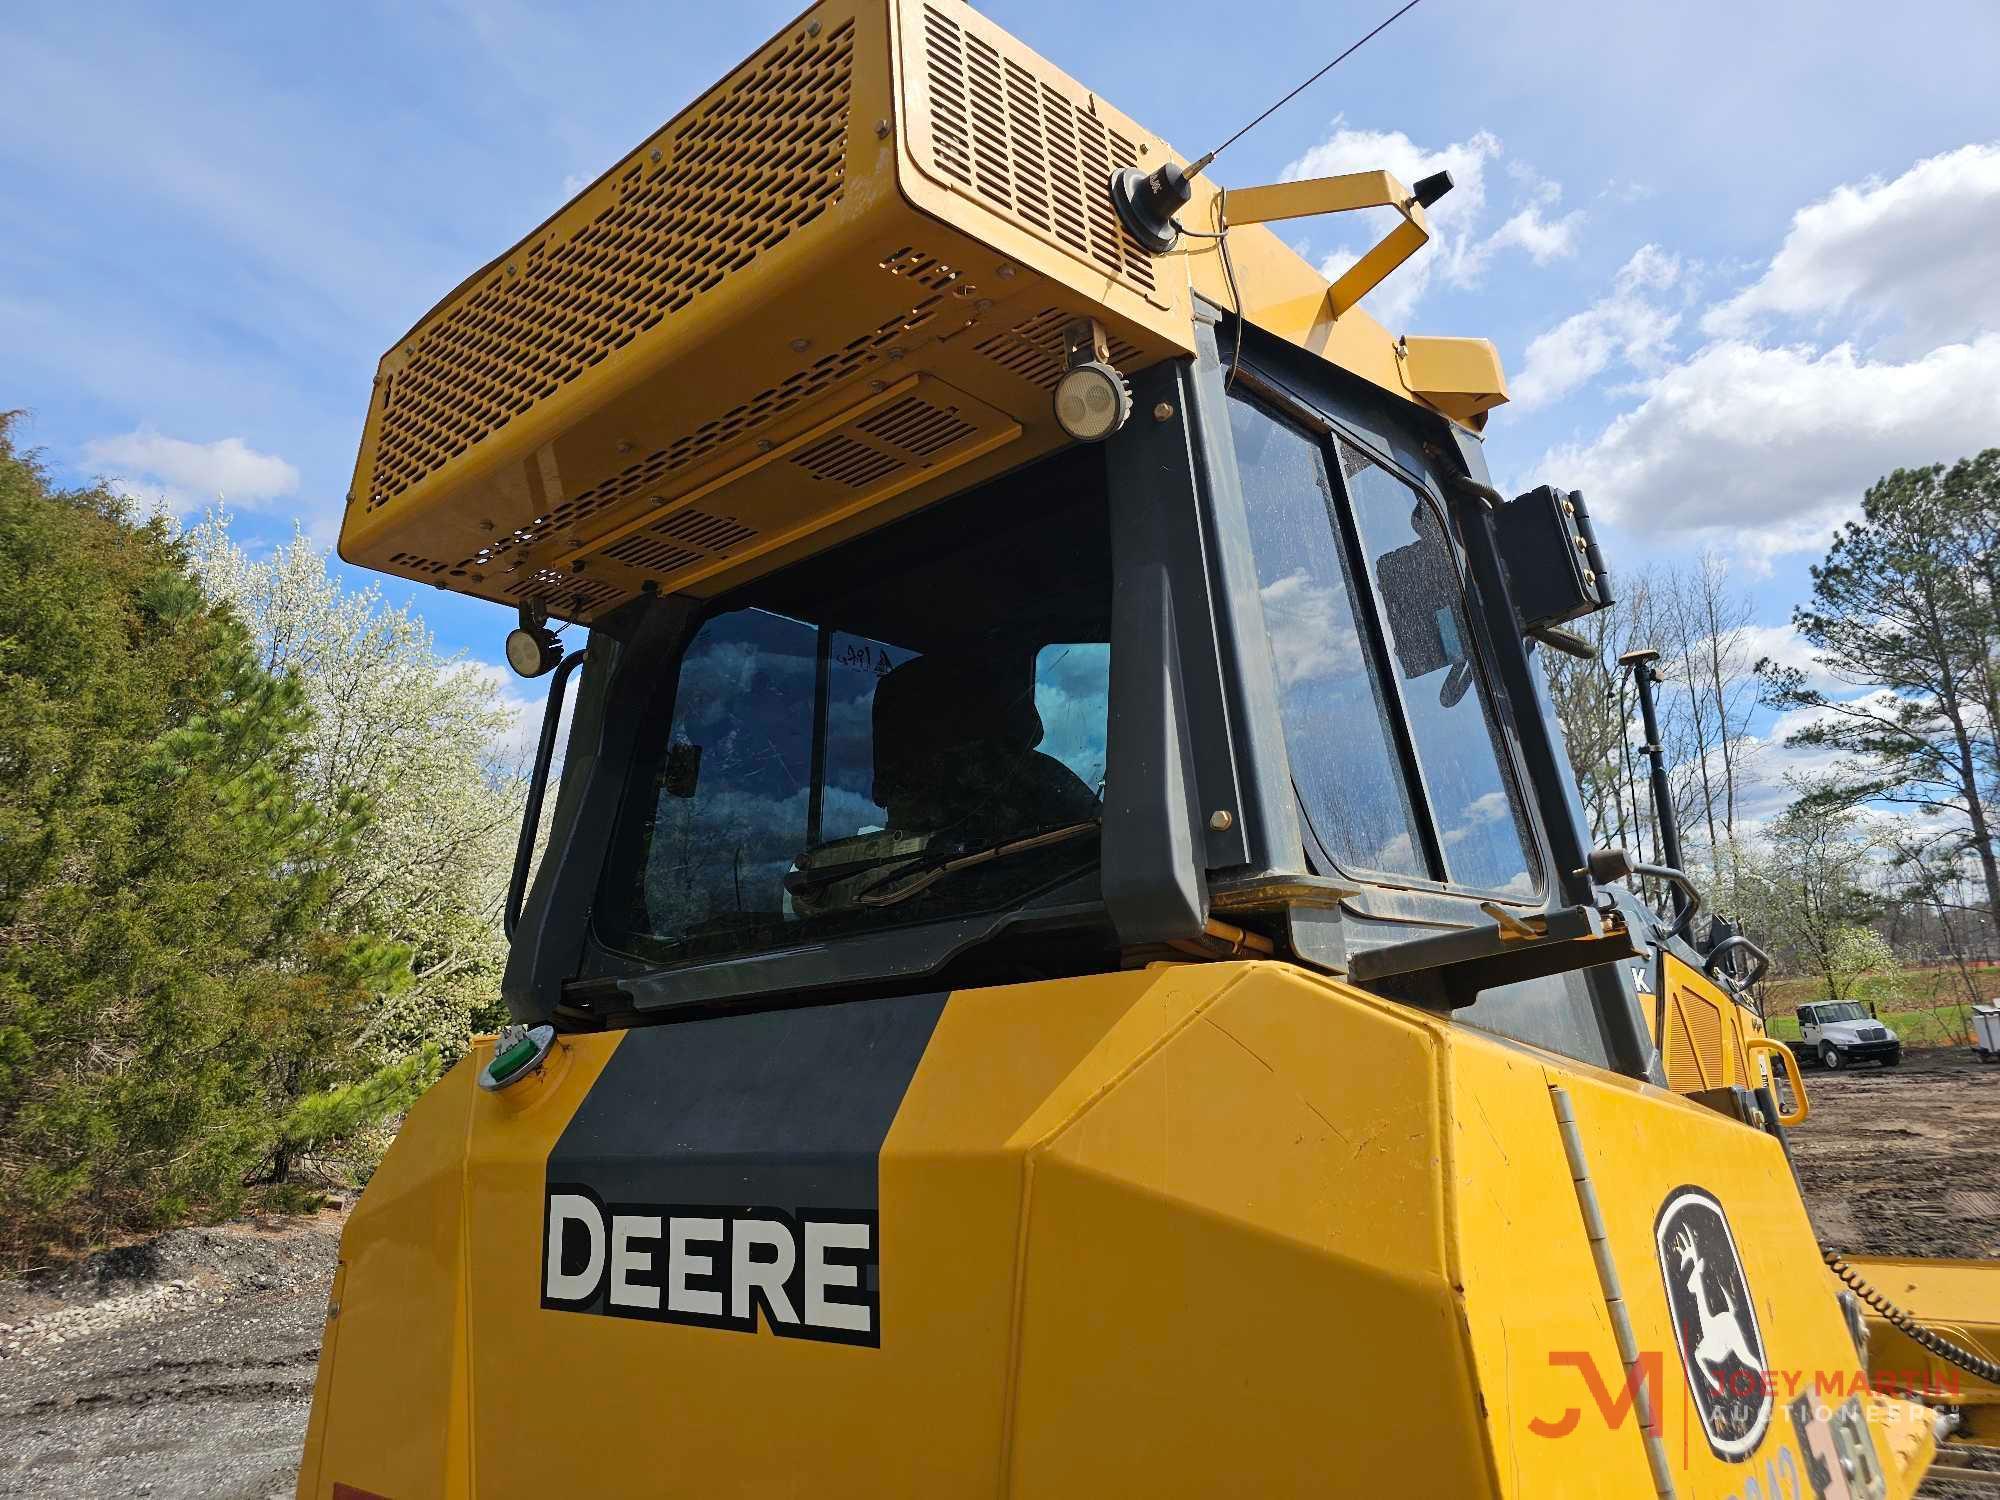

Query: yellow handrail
<box><xmin>1746</xmin><ymin>1037</ymin><xmax>1810</xmax><ymax>1126</ymax></box>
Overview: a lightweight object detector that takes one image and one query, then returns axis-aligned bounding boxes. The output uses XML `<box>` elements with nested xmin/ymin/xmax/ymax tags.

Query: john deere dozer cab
<box><xmin>303</xmin><ymin>3</ymin><xmax>2000</xmax><ymax>1495</ymax></box>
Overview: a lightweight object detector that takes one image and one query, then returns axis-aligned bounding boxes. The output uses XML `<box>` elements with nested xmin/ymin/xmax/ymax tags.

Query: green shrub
<box><xmin>0</xmin><ymin>417</ymin><xmax>421</xmax><ymax>1263</ymax></box>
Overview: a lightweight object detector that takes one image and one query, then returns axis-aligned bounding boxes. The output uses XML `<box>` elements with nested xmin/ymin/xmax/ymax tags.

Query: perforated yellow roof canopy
<box><xmin>341</xmin><ymin>0</ymin><xmax>1497</xmax><ymax>623</ymax></box>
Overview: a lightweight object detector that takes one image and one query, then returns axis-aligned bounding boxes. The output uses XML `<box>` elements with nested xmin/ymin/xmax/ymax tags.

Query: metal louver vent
<box><xmin>917</xmin><ymin>2</ymin><xmax>1154</xmax><ymax>293</ymax></box>
<box><xmin>655</xmin><ymin>509</ymin><xmax>758</xmax><ymax>553</ymax></box>
<box><xmin>473</xmin><ymin>376</ymin><xmax>1014</xmax><ymax>616</ymax></box>
<box><xmin>879</xmin><ymin>245</ymin><xmax>966</xmax><ymax>292</ymax></box>
<box><xmin>504</xmin><ymin>570</ymin><xmax>624</xmax><ymax>612</ymax></box>
<box><xmin>1663</xmin><ymin>998</ymin><xmax>1701</xmax><ymax>1093</ymax></box>
<box><xmin>1684</xmin><ymin>988</ymin><xmax>1724</xmax><ymax>1083</ymax></box>
<box><xmin>788</xmin><ymin>393</ymin><xmax>982</xmax><ymax>490</ymax></box>
<box><xmin>856</xmin><ymin>394</ymin><xmax>975</xmax><ymax>456</ymax></box>
<box><xmin>602</xmin><ymin>534</ymin><xmax>703</xmax><ymax>574</ymax></box>
<box><xmin>792</xmin><ymin>434</ymin><xmax>907</xmax><ymax>488</ymax></box>
<box><xmin>594</xmin><ymin>509</ymin><xmax>759</xmax><ymax>583</ymax></box>
<box><xmin>444</xmin><ymin>302</ymin><xmax>934</xmax><ymax>581</ymax></box>
<box><xmin>368</xmin><ymin>18</ymin><xmax>858</xmax><ymax>511</ymax></box>
<box><xmin>973</xmin><ymin>308</ymin><xmax>1142</xmax><ymax>392</ymax></box>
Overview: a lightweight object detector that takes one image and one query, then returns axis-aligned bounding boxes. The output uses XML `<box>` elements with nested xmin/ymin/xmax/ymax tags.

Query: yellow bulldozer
<box><xmin>300</xmin><ymin>3</ymin><xmax>2000</xmax><ymax>1494</ymax></box>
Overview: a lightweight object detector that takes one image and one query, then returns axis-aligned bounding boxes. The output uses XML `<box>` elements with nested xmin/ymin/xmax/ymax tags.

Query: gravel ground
<box><xmin>0</xmin><ymin>1209</ymin><xmax>344</xmax><ymax>1499</ymax></box>
<box><xmin>0</xmin><ymin>1049</ymin><xmax>1996</xmax><ymax>1497</ymax></box>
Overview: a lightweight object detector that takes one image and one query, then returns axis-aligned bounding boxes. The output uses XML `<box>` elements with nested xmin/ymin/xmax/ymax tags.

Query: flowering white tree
<box><xmin>188</xmin><ymin>515</ymin><xmax>526</xmax><ymax>1065</ymax></box>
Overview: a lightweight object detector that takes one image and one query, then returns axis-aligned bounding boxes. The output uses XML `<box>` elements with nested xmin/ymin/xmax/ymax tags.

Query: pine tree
<box><xmin>1764</xmin><ymin>452</ymin><xmax>2000</xmax><ymax>926</ymax></box>
<box><xmin>0</xmin><ymin>416</ymin><xmax>426</xmax><ymax>1261</ymax></box>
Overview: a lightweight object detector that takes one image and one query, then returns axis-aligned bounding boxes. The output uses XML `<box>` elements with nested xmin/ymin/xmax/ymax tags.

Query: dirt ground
<box><xmin>1776</xmin><ymin>1048</ymin><xmax>2000</xmax><ymax>1500</ymax></box>
<box><xmin>1</xmin><ymin>1051</ymin><xmax>1997</xmax><ymax>1497</ymax></box>
<box><xmin>0</xmin><ymin>1208</ymin><xmax>344</xmax><ymax>1499</ymax></box>
<box><xmin>1789</xmin><ymin>1045</ymin><xmax>2000</xmax><ymax>1261</ymax></box>
<box><xmin>1785</xmin><ymin>1046</ymin><xmax>2000</xmax><ymax>1497</ymax></box>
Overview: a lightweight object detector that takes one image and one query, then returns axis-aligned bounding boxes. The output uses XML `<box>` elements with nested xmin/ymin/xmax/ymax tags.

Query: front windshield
<box><xmin>1816</xmin><ymin>1002</ymin><xmax>1867</xmax><ymax>1023</ymax></box>
<box><xmin>595</xmin><ymin>464</ymin><xmax>1111</xmax><ymax>969</ymax></box>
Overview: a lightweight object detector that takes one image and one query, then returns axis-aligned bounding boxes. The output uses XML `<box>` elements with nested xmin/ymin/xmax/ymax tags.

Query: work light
<box><xmin>506</xmin><ymin>622</ymin><xmax>562</xmax><ymax>678</ymax></box>
<box><xmin>1053</xmin><ymin>362</ymin><xmax>1131</xmax><ymax>443</ymax></box>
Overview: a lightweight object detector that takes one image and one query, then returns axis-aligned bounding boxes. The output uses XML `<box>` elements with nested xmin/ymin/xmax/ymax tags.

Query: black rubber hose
<box><xmin>1822</xmin><ymin>1245</ymin><xmax>2000</xmax><ymax>1386</ymax></box>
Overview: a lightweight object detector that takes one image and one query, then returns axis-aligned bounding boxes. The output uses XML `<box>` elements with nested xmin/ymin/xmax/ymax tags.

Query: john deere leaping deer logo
<box><xmin>1655</xmin><ymin>1186</ymin><xmax>1771</xmax><ymax>1460</ymax></box>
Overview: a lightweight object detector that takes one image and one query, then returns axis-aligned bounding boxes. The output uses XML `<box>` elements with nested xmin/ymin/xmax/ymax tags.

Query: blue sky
<box><xmin>7</xmin><ymin>0</ymin><xmax>2000</xmax><ymax>797</ymax></box>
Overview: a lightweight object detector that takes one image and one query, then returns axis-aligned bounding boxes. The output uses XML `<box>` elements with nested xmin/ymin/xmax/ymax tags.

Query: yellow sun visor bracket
<box><xmin>1208</xmin><ymin>168</ymin><xmax>1506</xmax><ymax>425</ymax></box>
<box><xmin>1218</xmin><ymin>169</ymin><xmax>1440</xmax><ymax>318</ymax></box>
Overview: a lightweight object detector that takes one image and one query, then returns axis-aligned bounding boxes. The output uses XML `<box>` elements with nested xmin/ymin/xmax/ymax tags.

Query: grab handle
<box><xmin>505</xmin><ymin>649</ymin><xmax>587</xmax><ymax>940</ymax></box>
<box><xmin>1705</xmin><ymin>935</ymin><xmax>1770</xmax><ymax>989</ymax></box>
<box><xmin>1746</xmin><ymin>1037</ymin><xmax>1809</xmax><ymax>1126</ymax></box>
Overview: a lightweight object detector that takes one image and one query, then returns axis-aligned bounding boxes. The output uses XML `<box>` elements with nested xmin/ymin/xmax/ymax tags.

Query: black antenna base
<box><xmin>1110</xmin><ymin>163</ymin><xmax>1193</xmax><ymax>254</ymax></box>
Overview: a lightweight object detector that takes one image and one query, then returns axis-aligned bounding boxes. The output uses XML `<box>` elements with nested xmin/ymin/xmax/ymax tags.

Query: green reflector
<box><xmin>489</xmin><ymin>1035</ymin><xmax>538</xmax><ymax>1082</ymax></box>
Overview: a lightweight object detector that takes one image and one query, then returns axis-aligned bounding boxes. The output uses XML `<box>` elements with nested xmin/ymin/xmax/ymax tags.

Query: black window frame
<box><xmin>1227</xmin><ymin>364</ymin><xmax>1546</xmax><ymax>908</ymax></box>
<box><xmin>501</xmin><ymin>422</ymin><xmax>1231</xmax><ymax>1025</ymax></box>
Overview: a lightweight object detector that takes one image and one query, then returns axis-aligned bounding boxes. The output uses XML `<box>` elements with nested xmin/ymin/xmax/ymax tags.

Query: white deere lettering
<box><xmin>732</xmin><ymin>1218</ymin><xmax>799</xmax><ymax>1326</ymax></box>
<box><xmin>667</xmin><ymin>1216</ymin><xmax>725</xmax><ymax>1317</ymax></box>
<box><xmin>544</xmin><ymin>1193</ymin><xmax>606</xmax><ymax>1304</ymax></box>
<box><xmin>540</xmin><ymin>1192</ymin><xmax>878</xmax><ymax>1344</ymax></box>
<box><xmin>609</xmin><ymin>1214</ymin><xmax>661</xmax><ymax>1310</ymax></box>
<box><xmin>805</xmin><ymin>1219</ymin><xmax>872</xmax><ymax>1334</ymax></box>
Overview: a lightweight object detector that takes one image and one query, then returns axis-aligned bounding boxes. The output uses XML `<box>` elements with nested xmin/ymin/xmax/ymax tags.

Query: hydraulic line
<box><xmin>1822</xmin><ymin>1246</ymin><xmax>2000</xmax><ymax>1386</ymax></box>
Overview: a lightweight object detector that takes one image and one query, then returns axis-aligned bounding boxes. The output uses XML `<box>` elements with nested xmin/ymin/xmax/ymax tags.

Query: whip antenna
<box><xmin>1111</xmin><ymin>0</ymin><xmax>1431</xmax><ymax>252</ymax></box>
<box><xmin>1188</xmin><ymin>0</ymin><xmax>1426</xmax><ymax>179</ymax></box>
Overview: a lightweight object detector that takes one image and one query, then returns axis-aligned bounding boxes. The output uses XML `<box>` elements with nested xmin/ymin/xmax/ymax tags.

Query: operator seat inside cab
<box><xmin>870</xmin><ymin>646</ymin><xmax>1100</xmax><ymax>843</ymax></box>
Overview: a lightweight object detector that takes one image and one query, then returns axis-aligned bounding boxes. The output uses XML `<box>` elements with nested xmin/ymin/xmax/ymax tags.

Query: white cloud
<box><xmin>82</xmin><ymin>429</ymin><xmax>299</xmax><ymax>518</ymax></box>
<box><xmin>1534</xmin><ymin>333</ymin><xmax>2000</xmax><ymax>562</ymax></box>
<box><xmin>1703</xmin><ymin>142</ymin><xmax>2000</xmax><ymax>353</ymax></box>
<box><xmin>1281</xmin><ymin>122</ymin><xmax>1579</xmax><ymax>327</ymax></box>
<box><xmin>1259</xmin><ymin>568</ymin><xmax>1362</xmax><ymax>689</ymax></box>
<box><xmin>1512</xmin><ymin>245</ymin><xmax>1682</xmax><ymax>409</ymax></box>
<box><xmin>1484</xmin><ymin>205</ymin><xmax>1582</xmax><ymax>265</ymax></box>
<box><xmin>1598</xmin><ymin>179</ymin><xmax>1656</xmax><ymax>206</ymax></box>
<box><xmin>1725</xmin><ymin>690</ymin><xmax>1912</xmax><ymax>828</ymax></box>
<box><xmin>1735</xmin><ymin>622</ymin><xmax>1841</xmax><ymax>695</ymax></box>
<box><xmin>1521</xmin><ymin>141</ymin><xmax>2000</xmax><ymax>563</ymax></box>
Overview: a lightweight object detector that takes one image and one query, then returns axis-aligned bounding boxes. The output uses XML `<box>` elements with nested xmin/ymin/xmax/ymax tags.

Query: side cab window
<box><xmin>1229</xmin><ymin>392</ymin><xmax>1539</xmax><ymax>899</ymax></box>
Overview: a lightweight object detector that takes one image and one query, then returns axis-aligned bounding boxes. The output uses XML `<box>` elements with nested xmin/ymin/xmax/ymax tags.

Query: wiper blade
<box><xmin>852</xmin><ymin>819</ymin><xmax>1100</xmax><ymax>908</ymax></box>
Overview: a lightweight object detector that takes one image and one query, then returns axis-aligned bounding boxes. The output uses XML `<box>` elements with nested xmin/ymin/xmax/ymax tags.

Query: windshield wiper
<box><xmin>851</xmin><ymin>819</ymin><xmax>1101</xmax><ymax>908</ymax></box>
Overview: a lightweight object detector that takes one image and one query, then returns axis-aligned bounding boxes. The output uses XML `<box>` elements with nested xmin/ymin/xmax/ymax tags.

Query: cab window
<box><xmin>1339</xmin><ymin>439</ymin><xmax>1535</xmax><ymax>894</ymax></box>
<box><xmin>1231</xmin><ymin>394</ymin><xmax>1538</xmax><ymax>897</ymax></box>
<box><xmin>1230</xmin><ymin>400</ymin><xmax>1428</xmax><ymax>878</ymax></box>
<box><xmin>595</xmin><ymin>467</ymin><xmax>1112</xmax><ymax>969</ymax></box>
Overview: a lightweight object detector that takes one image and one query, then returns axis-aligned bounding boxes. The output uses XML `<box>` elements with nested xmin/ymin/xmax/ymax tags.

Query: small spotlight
<box><xmin>1053</xmin><ymin>362</ymin><xmax>1131</xmax><ymax>443</ymax></box>
<box><xmin>506</xmin><ymin>620</ymin><xmax>562</xmax><ymax>678</ymax></box>
<box><xmin>1413</xmin><ymin>170</ymin><xmax>1454</xmax><ymax>209</ymax></box>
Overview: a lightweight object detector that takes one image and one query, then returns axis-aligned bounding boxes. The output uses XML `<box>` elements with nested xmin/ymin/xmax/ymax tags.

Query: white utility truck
<box><xmin>1797</xmin><ymin>999</ymin><xmax>1902</xmax><ymax>1069</ymax></box>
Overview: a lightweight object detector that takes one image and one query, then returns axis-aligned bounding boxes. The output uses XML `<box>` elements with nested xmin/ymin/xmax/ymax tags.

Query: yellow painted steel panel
<box><xmin>304</xmin><ymin>962</ymin><xmax>1941</xmax><ymax>1497</ymax></box>
<box><xmin>1841</xmin><ymin>1255</ymin><xmax>2000</xmax><ymax>1408</ymax></box>
<box><xmin>1398</xmin><ymin>335</ymin><xmax>1510</xmax><ymax>421</ymax></box>
<box><xmin>1447</xmin><ymin>1035</ymin><xmax>1662</xmax><ymax>1494</ymax></box>
<box><xmin>1549</xmin><ymin>1058</ymin><xmax>1934</xmax><ymax>1496</ymax></box>
<box><xmin>1660</xmin><ymin>953</ymin><xmax>1760</xmax><ymax>1094</ymax></box>
<box><xmin>1005</xmin><ymin>965</ymin><xmax>1489</xmax><ymax>1496</ymax></box>
<box><xmin>339</xmin><ymin>0</ymin><xmax>1504</xmax><ymax>625</ymax></box>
